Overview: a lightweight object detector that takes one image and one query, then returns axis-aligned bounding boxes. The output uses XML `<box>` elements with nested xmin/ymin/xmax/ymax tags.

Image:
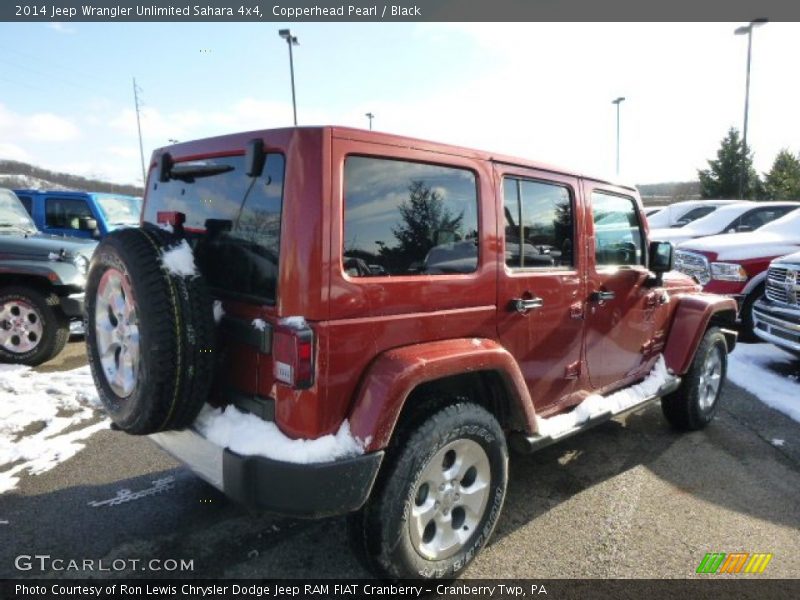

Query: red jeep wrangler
<box><xmin>85</xmin><ymin>127</ymin><xmax>737</xmax><ymax>578</ymax></box>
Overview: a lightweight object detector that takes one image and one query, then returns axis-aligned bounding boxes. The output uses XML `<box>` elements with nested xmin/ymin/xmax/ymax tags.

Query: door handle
<box><xmin>512</xmin><ymin>296</ymin><xmax>544</xmax><ymax>313</ymax></box>
<box><xmin>590</xmin><ymin>290</ymin><xmax>616</xmax><ymax>303</ymax></box>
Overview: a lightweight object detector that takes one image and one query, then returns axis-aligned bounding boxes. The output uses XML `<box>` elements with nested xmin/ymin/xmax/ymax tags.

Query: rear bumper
<box><xmin>752</xmin><ymin>300</ymin><xmax>800</xmax><ymax>354</ymax></box>
<box><xmin>59</xmin><ymin>293</ymin><xmax>85</xmax><ymax>318</ymax></box>
<box><xmin>150</xmin><ymin>428</ymin><xmax>384</xmax><ymax>517</ymax></box>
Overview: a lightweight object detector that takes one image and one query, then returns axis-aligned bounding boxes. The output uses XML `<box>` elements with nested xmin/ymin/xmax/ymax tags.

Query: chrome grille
<box><xmin>674</xmin><ymin>250</ymin><xmax>710</xmax><ymax>285</ymax></box>
<box><xmin>765</xmin><ymin>264</ymin><xmax>799</xmax><ymax>306</ymax></box>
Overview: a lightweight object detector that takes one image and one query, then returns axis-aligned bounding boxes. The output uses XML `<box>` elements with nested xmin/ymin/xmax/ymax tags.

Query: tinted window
<box><xmin>45</xmin><ymin>197</ymin><xmax>93</xmax><ymax>230</ymax></box>
<box><xmin>592</xmin><ymin>192</ymin><xmax>645</xmax><ymax>267</ymax></box>
<box><xmin>143</xmin><ymin>154</ymin><xmax>284</xmax><ymax>303</ymax></box>
<box><xmin>343</xmin><ymin>156</ymin><xmax>478</xmax><ymax>276</ymax></box>
<box><xmin>17</xmin><ymin>195</ymin><xmax>32</xmax><ymax>216</ymax></box>
<box><xmin>503</xmin><ymin>177</ymin><xmax>574</xmax><ymax>269</ymax></box>
<box><xmin>676</xmin><ymin>205</ymin><xmax>715</xmax><ymax>226</ymax></box>
<box><xmin>739</xmin><ymin>206</ymin><xmax>796</xmax><ymax>231</ymax></box>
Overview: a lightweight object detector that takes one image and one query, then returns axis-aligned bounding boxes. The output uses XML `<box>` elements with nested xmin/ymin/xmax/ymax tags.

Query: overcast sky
<box><xmin>1</xmin><ymin>22</ymin><xmax>798</xmax><ymax>187</ymax></box>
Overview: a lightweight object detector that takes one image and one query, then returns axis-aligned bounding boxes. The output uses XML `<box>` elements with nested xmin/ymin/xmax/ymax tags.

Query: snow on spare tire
<box><xmin>85</xmin><ymin>226</ymin><xmax>215</xmax><ymax>434</ymax></box>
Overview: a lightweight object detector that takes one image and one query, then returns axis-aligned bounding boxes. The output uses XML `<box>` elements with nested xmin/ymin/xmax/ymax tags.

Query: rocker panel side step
<box><xmin>510</xmin><ymin>377</ymin><xmax>682</xmax><ymax>454</ymax></box>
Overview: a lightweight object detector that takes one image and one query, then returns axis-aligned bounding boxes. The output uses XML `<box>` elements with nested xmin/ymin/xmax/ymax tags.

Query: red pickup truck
<box><xmin>84</xmin><ymin>127</ymin><xmax>737</xmax><ymax>578</ymax></box>
<box><xmin>674</xmin><ymin>209</ymin><xmax>800</xmax><ymax>340</ymax></box>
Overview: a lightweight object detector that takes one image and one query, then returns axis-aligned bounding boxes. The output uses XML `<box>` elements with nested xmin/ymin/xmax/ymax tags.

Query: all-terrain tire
<box><xmin>349</xmin><ymin>403</ymin><xmax>508</xmax><ymax>579</ymax></box>
<box><xmin>85</xmin><ymin>227</ymin><xmax>215</xmax><ymax>434</ymax></box>
<box><xmin>0</xmin><ymin>285</ymin><xmax>69</xmax><ymax>366</ymax></box>
<box><xmin>661</xmin><ymin>327</ymin><xmax>728</xmax><ymax>431</ymax></box>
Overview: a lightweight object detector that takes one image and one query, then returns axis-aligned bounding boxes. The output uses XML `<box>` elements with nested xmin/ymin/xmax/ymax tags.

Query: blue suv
<box><xmin>14</xmin><ymin>190</ymin><xmax>141</xmax><ymax>239</ymax></box>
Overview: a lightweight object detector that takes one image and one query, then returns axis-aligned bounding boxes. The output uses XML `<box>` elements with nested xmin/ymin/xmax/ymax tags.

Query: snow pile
<box><xmin>0</xmin><ymin>364</ymin><xmax>108</xmax><ymax>494</ymax></box>
<box><xmin>728</xmin><ymin>343</ymin><xmax>800</xmax><ymax>424</ymax></box>
<box><xmin>279</xmin><ymin>316</ymin><xmax>308</xmax><ymax>330</ymax></box>
<box><xmin>536</xmin><ymin>355</ymin><xmax>670</xmax><ymax>438</ymax></box>
<box><xmin>213</xmin><ymin>300</ymin><xmax>225</xmax><ymax>324</ymax></box>
<box><xmin>252</xmin><ymin>318</ymin><xmax>267</xmax><ymax>331</ymax></box>
<box><xmin>161</xmin><ymin>240</ymin><xmax>197</xmax><ymax>277</ymax></box>
<box><xmin>194</xmin><ymin>404</ymin><xmax>367</xmax><ymax>464</ymax></box>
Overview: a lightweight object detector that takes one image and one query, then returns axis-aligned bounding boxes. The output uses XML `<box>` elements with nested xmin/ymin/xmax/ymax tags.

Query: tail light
<box><xmin>273</xmin><ymin>325</ymin><xmax>315</xmax><ymax>389</ymax></box>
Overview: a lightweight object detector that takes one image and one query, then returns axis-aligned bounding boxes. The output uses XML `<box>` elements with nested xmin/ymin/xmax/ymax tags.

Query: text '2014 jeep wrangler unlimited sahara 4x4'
<box><xmin>85</xmin><ymin>127</ymin><xmax>738</xmax><ymax>579</ymax></box>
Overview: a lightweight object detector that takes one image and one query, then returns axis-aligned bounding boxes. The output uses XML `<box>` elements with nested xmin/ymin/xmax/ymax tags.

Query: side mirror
<box><xmin>79</xmin><ymin>217</ymin><xmax>98</xmax><ymax>231</ymax></box>
<box><xmin>648</xmin><ymin>240</ymin><xmax>673</xmax><ymax>285</ymax></box>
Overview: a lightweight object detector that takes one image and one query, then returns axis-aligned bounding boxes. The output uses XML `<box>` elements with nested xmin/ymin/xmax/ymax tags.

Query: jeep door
<box><xmin>583</xmin><ymin>182</ymin><xmax>663</xmax><ymax>390</ymax></box>
<box><xmin>495</xmin><ymin>165</ymin><xmax>586</xmax><ymax>413</ymax></box>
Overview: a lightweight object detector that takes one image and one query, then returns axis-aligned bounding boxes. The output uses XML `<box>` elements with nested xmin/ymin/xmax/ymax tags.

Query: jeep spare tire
<box><xmin>85</xmin><ymin>227</ymin><xmax>216</xmax><ymax>434</ymax></box>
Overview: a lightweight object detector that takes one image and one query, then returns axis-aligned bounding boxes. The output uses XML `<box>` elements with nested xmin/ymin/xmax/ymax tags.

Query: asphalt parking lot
<box><xmin>2</xmin><ymin>338</ymin><xmax>799</xmax><ymax>580</ymax></box>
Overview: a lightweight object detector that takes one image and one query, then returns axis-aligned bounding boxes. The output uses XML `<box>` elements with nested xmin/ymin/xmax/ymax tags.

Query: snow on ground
<box><xmin>160</xmin><ymin>239</ymin><xmax>197</xmax><ymax>277</ymax></box>
<box><xmin>536</xmin><ymin>355</ymin><xmax>670</xmax><ymax>438</ymax></box>
<box><xmin>0</xmin><ymin>364</ymin><xmax>108</xmax><ymax>494</ymax></box>
<box><xmin>728</xmin><ymin>343</ymin><xmax>800</xmax><ymax>424</ymax></box>
<box><xmin>194</xmin><ymin>404</ymin><xmax>367</xmax><ymax>464</ymax></box>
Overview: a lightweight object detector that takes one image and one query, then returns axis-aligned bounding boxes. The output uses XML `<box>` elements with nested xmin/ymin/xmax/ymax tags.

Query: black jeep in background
<box><xmin>0</xmin><ymin>188</ymin><xmax>96</xmax><ymax>365</ymax></box>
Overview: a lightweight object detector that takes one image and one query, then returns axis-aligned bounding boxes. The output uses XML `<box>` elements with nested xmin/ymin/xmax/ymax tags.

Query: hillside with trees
<box><xmin>0</xmin><ymin>160</ymin><xmax>143</xmax><ymax>196</ymax></box>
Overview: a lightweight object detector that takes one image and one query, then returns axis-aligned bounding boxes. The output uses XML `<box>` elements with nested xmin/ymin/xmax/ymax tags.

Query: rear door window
<box><xmin>502</xmin><ymin>177</ymin><xmax>574</xmax><ymax>269</ymax></box>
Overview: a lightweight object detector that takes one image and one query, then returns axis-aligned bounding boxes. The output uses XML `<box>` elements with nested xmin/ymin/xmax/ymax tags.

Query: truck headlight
<box><xmin>710</xmin><ymin>262</ymin><xmax>748</xmax><ymax>282</ymax></box>
<box><xmin>73</xmin><ymin>255</ymin><xmax>89</xmax><ymax>275</ymax></box>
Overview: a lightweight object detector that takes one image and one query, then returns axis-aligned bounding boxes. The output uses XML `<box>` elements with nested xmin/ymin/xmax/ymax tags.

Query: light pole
<box><xmin>734</xmin><ymin>19</ymin><xmax>767</xmax><ymax>198</ymax></box>
<box><xmin>365</xmin><ymin>112</ymin><xmax>374</xmax><ymax>130</ymax></box>
<box><xmin>278</xmin><ymin>29</ymin><xmax>299</xmax><ymax>126</ymax></box>
<box><xmin>612</xmin><ymin>96</ymin><xmax>625</xmax><ymax>176</ymax></box>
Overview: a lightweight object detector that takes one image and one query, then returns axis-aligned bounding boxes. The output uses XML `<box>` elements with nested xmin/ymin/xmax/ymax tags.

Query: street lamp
<box><xmin>612</xmin><ymin>96</ymin><xmax>625</xmax><ymax>176</ymax></box>
<box><xmin>278</xmin><ymin>28</ymin><xmax>299</xmax><ymax>126</ymax></box>
<box><xmin>734</xmin><ymin>18</ymin><xmax>767</xmax><ymax>198</ymax></box>
<box><xmin>365</xmin><ymin>112</ymin><xmax>374</xmax><ymax>130</ymax></box>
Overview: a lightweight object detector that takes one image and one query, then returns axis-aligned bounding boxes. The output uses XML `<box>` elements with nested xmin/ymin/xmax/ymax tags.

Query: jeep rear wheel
<box><xmin>661</xmin><ymin>327</ymin><xmax>727</xmax><ymax>431</ymax></box>
<box><xmin>85</xmin><ymin>227</ymin><xmax>215</xmax><ymax>434</ymax></box>
<box><xmin>350</xmin><ymin>403</ymin><xmax>508</xmax><ymax>578</ymax></box>
<box><xmin>0</xmin><ymin>286</ymin><xmax>69</xmax><ymax>366</ymax></box>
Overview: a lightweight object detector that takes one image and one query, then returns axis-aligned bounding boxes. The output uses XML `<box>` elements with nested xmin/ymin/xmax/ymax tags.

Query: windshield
<box><xmin>96</xmin><ymin>194</ymin><xmax>142</xmax><ymax>226</ymax></box>
<box><xmin>142</xmin><ymin>153</ymin><xmax>284</xmax><ymax>303</ymax></box>
<box><xmin>0</xmin><ymin>189</ymin><xmax>37</xmax><ymax>232</ymax></box>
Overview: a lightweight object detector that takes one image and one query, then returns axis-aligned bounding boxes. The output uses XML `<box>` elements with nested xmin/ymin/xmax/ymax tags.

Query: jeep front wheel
<box><xmin>0</xmin><ymin>286</ymin><xmax>69</xmax><ymax>366</ymax></box>
<box><xmin>350</xmin><ymin>403</ymin><xmax>508</xmax><ymax>578</ymax></box>
<box><xmin>661</xmin><ymin>327</ymin><xmax>727</xmax><ymax>431</ymax></box>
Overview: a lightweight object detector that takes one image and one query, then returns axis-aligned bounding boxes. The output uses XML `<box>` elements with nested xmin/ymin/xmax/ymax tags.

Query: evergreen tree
<box><xmin>379</xmin><ymin>180</ymin><xmax>464</xmax><ymax>273</ymax></box>
<box><xmin>698</xmin><ymin>127</ymin><xmax>760</xmax><ymax>199</ymax></box>
<box><xmin>763</xmin><ymin>149</ymin><xmax>800</xmax><ymax>200</ymax></box>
